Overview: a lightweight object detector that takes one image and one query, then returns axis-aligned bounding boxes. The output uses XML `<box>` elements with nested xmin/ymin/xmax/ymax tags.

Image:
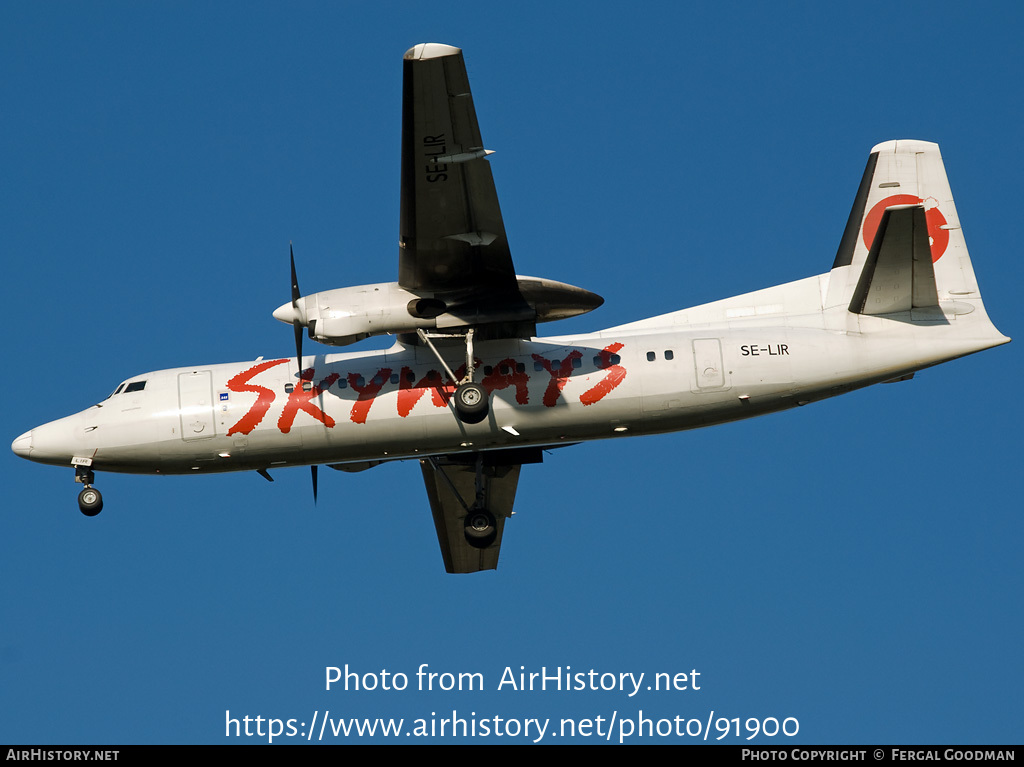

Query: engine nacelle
<box><xmin>272</xmin><ymin>282</ymin><xmax>430</xmax><ymax>346</ymax></box>
<box><xmin>273</xmin><ymin>277</ymin><xmax>602</xmax><ymax>347</ymax></box>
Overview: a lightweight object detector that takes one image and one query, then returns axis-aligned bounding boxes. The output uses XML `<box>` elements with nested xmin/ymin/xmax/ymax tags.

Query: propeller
<box><xmin>283</xmin><ymin>244</ymin><xmax>318</xmax><ymax>505</ymax></box>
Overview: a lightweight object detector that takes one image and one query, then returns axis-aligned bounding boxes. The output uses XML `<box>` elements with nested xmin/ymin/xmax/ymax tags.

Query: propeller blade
<box><xmin>290</xmin><ymin>243</ymin><xmax>301</xmax><ymax>305</ymax></box>
<box><xmin>294</xmin><ymin>322</ymin><xmax>304</xmax><ymax>379</ymax></box>
<box><xmin>289</xmin><ymin>243</ymin><xmax>303</xmax><ymax>378</ymax></box>
<box><xmin>311</xmin><ymin>465</ymin><xmax>318</xmax><ymax>504</ymax></box>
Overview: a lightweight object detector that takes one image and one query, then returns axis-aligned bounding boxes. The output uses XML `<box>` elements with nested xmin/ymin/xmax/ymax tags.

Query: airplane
<box><xmin>11</xmin><ymin>42</ymin><xmax>1009</xmax><ymax>573</ymax></box>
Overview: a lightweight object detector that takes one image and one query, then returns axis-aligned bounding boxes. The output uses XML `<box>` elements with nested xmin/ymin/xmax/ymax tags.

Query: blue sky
<box><xmin>2</xmin><ymin>1</ymin><xmax>1021</xmax><ymax>744</ymax></box>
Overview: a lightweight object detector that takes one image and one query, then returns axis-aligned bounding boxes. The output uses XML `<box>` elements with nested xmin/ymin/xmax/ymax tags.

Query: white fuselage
<box><xmin>14</xmin><ymin>273</ymin><xmax>1004</xmax><ymax>476</ymax></box>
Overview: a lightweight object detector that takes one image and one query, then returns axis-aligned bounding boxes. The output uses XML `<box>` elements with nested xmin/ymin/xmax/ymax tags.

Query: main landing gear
<box><xmin>428</xmin><ymin>454</ymin><xmax>498</xmax><ymax>549</ymax></box>
<box><xmin>464</xmin><ymin>507</ymin><xmax>497</xmax><ymax>549</ymax></box>
<box><xmin>453</xmin><ymin>382</ymin><xmax>488</xmax><ymax>424</ymax></box>
<box><xmin>417</xmin><ymin>327</ymin><xmax>490</xmax><ymax>424</ymax></box>
<box><xmin>75</xmin><ymin>466</ymin><xmax>103</xmax><ymax>516</ymax></box>
<box><xmin>462</xmin><ymin>454</ymin><xmax>495</xmax><ymax>548</ymax></box>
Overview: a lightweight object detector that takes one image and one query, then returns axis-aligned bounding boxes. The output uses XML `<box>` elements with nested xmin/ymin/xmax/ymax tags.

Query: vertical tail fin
<box><xmin>825</xmin><ymin>140</ymin><xmax>987</xmax><ymax>311</ymax></box>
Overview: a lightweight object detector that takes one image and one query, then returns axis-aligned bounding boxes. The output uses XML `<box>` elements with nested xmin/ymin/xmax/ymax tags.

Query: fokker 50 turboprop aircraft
<box><xmin>12</xmin><ymin>43</ymin><xmax>1009</xmax><ymax>573</ymax></box>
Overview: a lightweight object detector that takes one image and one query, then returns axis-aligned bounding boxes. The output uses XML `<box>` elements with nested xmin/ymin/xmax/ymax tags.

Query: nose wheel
<box><xmin>77</xmin><ymin>486</ymin><xmax>103</xmax><ymax>516</ymax></box>
<box><xmin>75</xmin><ymin>466</ymin><xmax>103</xmax><ymax>516</ymax></box>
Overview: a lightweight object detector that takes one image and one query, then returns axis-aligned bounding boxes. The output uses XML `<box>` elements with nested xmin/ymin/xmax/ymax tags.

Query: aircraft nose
<box><xmin>13</xmin><ymin>416</ymin><xmax>79</xmax><ymax>465</ymax></box>
<box><xmin>11</xmin><ymin>430</ymin><xmax>33</xmax><ymax>458</ymax></box>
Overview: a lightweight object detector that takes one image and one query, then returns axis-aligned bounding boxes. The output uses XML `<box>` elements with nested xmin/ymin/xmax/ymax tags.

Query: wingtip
<box><xmin>404</xmin><ymin>43</ymin><xmax>461</xmax><ymax>61</ymax></box>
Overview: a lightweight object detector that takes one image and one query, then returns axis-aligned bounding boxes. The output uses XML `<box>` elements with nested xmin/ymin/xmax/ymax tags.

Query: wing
<box><xmin>400</xmin><ymin>44</ymin><xmax>530</xmax><ymax>317</ymax></box>
<box><xmin>420</xmin><ymin>451</ymin><xmax>537</xmax><ymax>573</ymax></box>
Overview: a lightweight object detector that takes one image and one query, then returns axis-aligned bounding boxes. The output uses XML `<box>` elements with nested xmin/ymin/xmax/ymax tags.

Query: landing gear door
<box><xmin>178</xmin><ymin>371</ymin><xmax>216</xmax><ymax>441</ymax></box>
<box><xmin>692</xmin><ymin>338</ymin><xmax>727</xmax><ymax>391</ymax></box>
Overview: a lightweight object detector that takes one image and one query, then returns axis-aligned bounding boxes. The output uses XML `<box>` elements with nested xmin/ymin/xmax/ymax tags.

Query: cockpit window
<box><xmin>99</xmin><ymin>381</ymin><xmax>128</xmax><ymax>406</ymax></box>
<box><xmin>124</xmin><ymin>381</ymin><xmax>147</xmax><ymax>393</ymax></box>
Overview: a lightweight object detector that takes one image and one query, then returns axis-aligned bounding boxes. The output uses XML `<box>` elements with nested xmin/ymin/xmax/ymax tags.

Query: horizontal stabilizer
<box><xmin>849</xmin><ymin>204</ymin><xmax>939</xmax><ymax>315</ymax></box>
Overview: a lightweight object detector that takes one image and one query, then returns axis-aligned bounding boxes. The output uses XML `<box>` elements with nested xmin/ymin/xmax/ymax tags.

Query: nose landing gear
<box><xmin>75</xmin><ymin>466</ymin><xmax>103</xmax><ymax>516</ymax></box>
<box><xmin>77</xmin><ymin>486</ymin><xmax>103</xmax><ymax>516</ymax></box>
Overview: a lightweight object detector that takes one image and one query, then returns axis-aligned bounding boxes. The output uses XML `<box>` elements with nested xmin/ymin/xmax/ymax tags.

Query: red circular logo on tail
<box><xmin>861</xmin><ymin>194</ymin><xmax>949</xmax><ymax>262</ymax></box>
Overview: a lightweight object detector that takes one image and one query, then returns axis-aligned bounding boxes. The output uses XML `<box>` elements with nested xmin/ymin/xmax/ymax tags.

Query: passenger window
<box><xmin>390</xmin><ymin>373</ymin><xmax>399</xmax><ymax>384</ymax></box>
<box><xmin>646</xmin><ymin>351</ymin><xmax>656</xmax><ymax>361</ymax></box>
<box><xmin>572</xmin><ymin>357</ymin><xmax>582</xmax><ymax>369</ymax></box>
<box><xmin>516</xmin><ymin>362</ymin><xmax>525</xmax><ymax>374</ymax></box>
<box><xmin>664</xmin><ymin>350</ymin><xmax>674</xmax><ymax>361</ymax></box>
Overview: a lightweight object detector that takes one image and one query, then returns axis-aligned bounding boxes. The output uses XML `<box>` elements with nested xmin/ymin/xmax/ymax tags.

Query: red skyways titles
<box><xmin>532</xmin><ymin>350</ymin><xmax>582</xmax><ymax>407</ymax></box>
<box><xmin>580</xmin><ymin>342</ymin><xmax>625</xmax><ymax>406</ymax></box>
<box><xmin>279</xmin><ymin>368</ymin><xmax>341</xmax><ymax>432</ymax></box>
<box><xmin>225</xmin><ymin>358</ymin><xmax>289</xmax><ymax>436</ymax></box>
<box><xmin>225</xmin><ymin>343</ymin><xmax>628</xmax><ymax>434</ymax></box>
